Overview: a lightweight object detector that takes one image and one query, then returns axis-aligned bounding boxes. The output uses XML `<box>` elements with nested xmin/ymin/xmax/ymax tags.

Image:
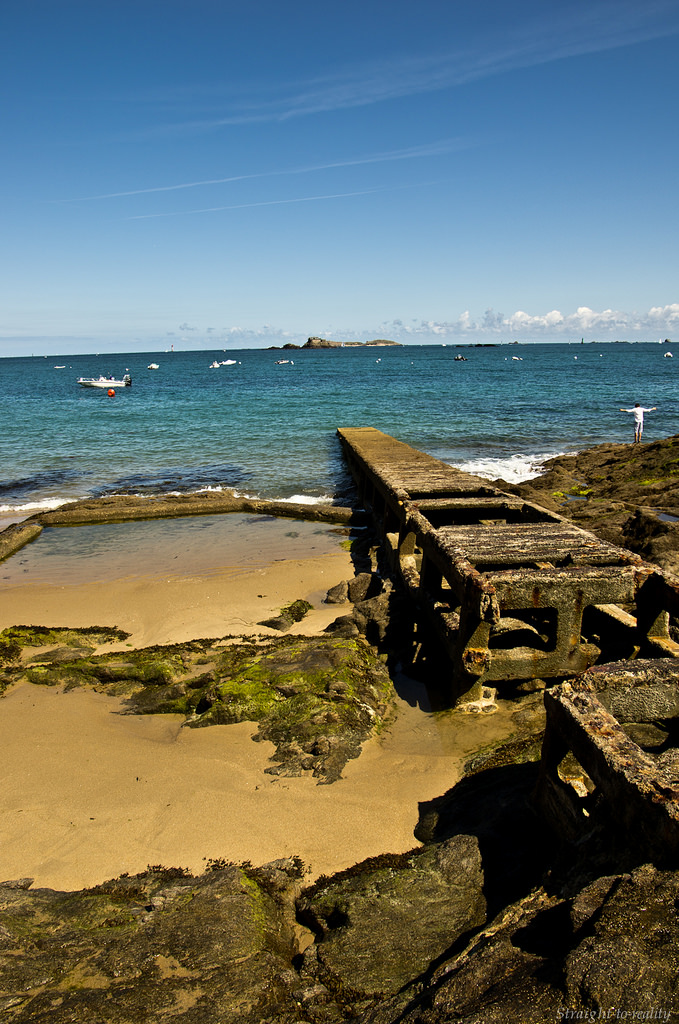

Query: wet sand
<box><xmin>0</xmin><ymin>513</ymin><xmax>518</xmax><ymax>891</ymax></box>
<box><xmin>0</xmin><ymin>679</ymin><xmax>517</xmax><ymax>891</ymax></box>
<box><xmin>0</xmin><ymin>514</ymin><xmax>357</xmax><ymax>646</ymax></box>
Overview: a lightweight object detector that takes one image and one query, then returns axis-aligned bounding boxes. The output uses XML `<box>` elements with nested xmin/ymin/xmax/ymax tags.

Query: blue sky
<box><xmin>2</xmin><ymin>0</ymin><xmax>678</xmax><ymax>354</ymax></box>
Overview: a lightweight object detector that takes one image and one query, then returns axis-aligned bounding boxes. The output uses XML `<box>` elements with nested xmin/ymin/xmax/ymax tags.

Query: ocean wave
<box><xmin>277</xmin><ymin>493</ymin><xmax>335</xmax><ymax>505</ymax></box>
<box><xmin>450</xmin><ymin>451</ymin><xmax>567</xmax><ymax>484</ymax></box>
<box><xmin>0</xmin><ymin>497</ymin><xmax>71</xmax><ymax>514</ymax></box>
<box><xmin>0</xmin><ymin>487</ymin><xmax>338</xmax><ymax>515</ymax></box>
<box><xmin>191</xmin><ymin>486</ymin><xmax>333</xmax><ymax>505</ymax></box>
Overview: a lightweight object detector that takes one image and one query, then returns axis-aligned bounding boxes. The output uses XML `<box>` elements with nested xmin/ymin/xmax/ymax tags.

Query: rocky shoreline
<box><xmin>1</xmin><ymin>438</ymin><xmax>679</xmax><ymax>1021</ymax></box>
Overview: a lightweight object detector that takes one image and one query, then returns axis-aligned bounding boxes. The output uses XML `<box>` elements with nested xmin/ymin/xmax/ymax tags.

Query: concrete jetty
<box><xmin>337</xmin><ymin>427</ymin><xmax>679</xmax><ymax>702</ymax></box>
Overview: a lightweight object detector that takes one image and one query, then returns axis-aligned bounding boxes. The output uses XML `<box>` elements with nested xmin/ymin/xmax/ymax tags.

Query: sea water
<box><xmin>1</xmin><ymin>342</ymin><xmax>676</xmax><ymax>519</ymax></box>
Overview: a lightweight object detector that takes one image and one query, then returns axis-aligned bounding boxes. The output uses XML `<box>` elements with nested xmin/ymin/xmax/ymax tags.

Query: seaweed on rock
<box><xmin>6</xmin><ymin>630</ymin><xmax>395</xmax><ymax>783</ymax></box>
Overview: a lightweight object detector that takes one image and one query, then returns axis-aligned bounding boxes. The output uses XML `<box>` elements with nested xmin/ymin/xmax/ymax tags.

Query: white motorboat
<box><xmin>77</xmin><ymin>373</ymin><xmax>132</xmax><ymax>388</ymax></box>
<box><xmin>220</xmin><ymin>359</ymin><xmax>237</xmax><ymax>365</ymax></box>
<box><xmin>148</xmin><ymin>362</ymin><xmax>159</xmax><ymax>369</ymax></box>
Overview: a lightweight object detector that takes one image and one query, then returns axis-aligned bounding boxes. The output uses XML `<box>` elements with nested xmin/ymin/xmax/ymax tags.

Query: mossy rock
<box><xmin>0</xmin><ymin>862</ymin><xmax>305</xmax><ymax>1023</ymax></box>
<box><xmin>9</xmin><ymin>633</ymin><xmax>395</xmax><ymax>783</ymax></box>
<box><xmin>182</xmin><ymin>636</ymin><xmax>395</xmax><ymax>782</ymax></box>
<box><xmin>24</xmin><ymin>651</ymin><xmax>186</xmax><ymax>695</ymax></box>
<box><xmin>296</xmin><ymin>836</ymin><xmax>486</xmax><ymax>997</ymax></box>
<box><xmin>258</xmin><ymin>597</ymin><xmax>313</xmax><ymax>631</ymax></box>
<box><xmin>0</xmin><ymin>635</ymin><xmax>22</xmax><ymax>667</ymax></box>
<box><xmin>281</xmin><ymin>599</ymin><xmax>313</xmax><ymax>622</ymax></box>
<box><xmin>0</xmin><ymin>625</ymin><xmax>130</xmax><ymax>650</ymax></box>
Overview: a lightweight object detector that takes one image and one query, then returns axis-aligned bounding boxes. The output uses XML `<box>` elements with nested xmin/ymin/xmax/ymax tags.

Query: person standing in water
<box><xmin>620</xmin><ymin>403</ymin><xmax>657</xmax><ymax>443</ymax></box>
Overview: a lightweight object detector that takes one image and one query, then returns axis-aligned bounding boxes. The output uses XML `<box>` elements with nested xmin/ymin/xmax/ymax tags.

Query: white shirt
<box><xmin>622</xmin><ymin>406</ymin><xmax>653</xmax><ymax>424</ymax></box>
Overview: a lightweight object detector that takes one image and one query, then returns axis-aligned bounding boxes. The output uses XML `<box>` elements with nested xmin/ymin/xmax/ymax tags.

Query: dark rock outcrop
<box><xmin>324</xmin><ymin>579</ymin><xmax>349</xmax><ymax>604</ymax></box>
<box><xmin>0</xmin><ymin>861</ymin><xmax>307</xmax><ymax>1024</ymax></box>
<box><xmin>0</xmin><ymin>521</ymin><xmax>43</xmax><ymax>562</ymax></box>
<box><xmin>297</xmin><ymin>836</ymin><xmax>486</xmax><ymax>998</ymax></box>
<box><xmin>368</xmin><ymin>863</ymin><xmax>679</xmax><ymax>1023</ymax></box>
<box><xmin>3</xmin><ymin>849</ymin><xmax>678</xmax><ymax>1022</ymax></box>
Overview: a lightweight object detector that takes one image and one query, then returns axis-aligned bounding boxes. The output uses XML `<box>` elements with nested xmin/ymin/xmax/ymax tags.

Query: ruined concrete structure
<box><xmin>536</xmin><ymin>660</ymin><xmax>679</xmax><ymax>864</ymax></box>
<box><xmin>337</xmin><ymin>428</ymin><xmax>679</xmax><ymax>702</ymax></box>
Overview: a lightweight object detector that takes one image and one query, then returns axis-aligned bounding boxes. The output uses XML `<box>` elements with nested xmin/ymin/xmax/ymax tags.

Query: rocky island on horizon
<box><xmin>267</xmin><ymin>336</ymin><xmax>403</xmax><ymax>350</ymax></box>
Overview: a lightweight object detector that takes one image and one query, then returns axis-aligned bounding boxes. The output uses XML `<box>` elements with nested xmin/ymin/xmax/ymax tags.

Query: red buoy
<box><xmin>107</xmin><ymin>388</ymin><xmax>115</xmax><ymax>397</ymax></box>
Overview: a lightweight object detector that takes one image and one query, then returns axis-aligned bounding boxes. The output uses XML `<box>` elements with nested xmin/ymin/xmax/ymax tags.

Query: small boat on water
<box><xmin>220</xmin><ymin>359</ymin><xmax>237</xmax><ymax>365</ymax></box>
<box><xmin>77</xmin><ymin>373</ymin><xmax>132</xmax><ymax>388</ymax></box>
<box><xmin>148</xmin><ymin>363</ymin><xmax>159</xmax><ymax>369</ymax></box>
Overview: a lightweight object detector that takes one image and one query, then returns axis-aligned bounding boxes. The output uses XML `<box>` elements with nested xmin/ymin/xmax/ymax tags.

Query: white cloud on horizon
<box><xmin>383</xmin><ymin>303</ymin><xmax>679</xmax><ymax>340</ymax></box>
<box><xmin>3</xmin><ymin>305</ymin><xmax>679</xmax><ymax>353</ymax></box>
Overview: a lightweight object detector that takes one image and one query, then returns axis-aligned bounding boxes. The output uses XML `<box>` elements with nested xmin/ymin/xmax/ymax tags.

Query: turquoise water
<box><xmin>1</xmin><ymin>342</ymin><xmax>676</xmax><ymax>517</ymax></box>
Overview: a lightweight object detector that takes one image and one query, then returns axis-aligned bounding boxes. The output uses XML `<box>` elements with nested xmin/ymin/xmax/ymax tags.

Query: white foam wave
<box><xmin>0</xmin><ymin>488</ymin><xmax>336</xmax><ymax>515</ymax></box>
<box><xmin>228</xmin><ymin>489</ymin><xmax>333</xmax><ymax>505</ymax></box>
<box><xmin>450</xmin><ymin>452</ymin><xmax>565</xmax><ymax>484</ymax></box>
<box><xmin>277</xmin><ymin>493</ymin><xmax>334</xmax><ymax>506</ymax></box>
<box><xmin>0</xmin><ymin>497</ymin><xmax>71</xmax><ymax>514</ymax></box>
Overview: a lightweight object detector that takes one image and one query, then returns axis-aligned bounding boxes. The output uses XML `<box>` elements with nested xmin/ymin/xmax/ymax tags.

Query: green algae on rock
<box><xmin>10</xmin><ymin>631</ymin><xmax>395</xmax><ymax>783</ymax></box>
<box><xmin>0</xmin><ymin>625</ymin><xmax>132</xmax><ymax>696</ymax></box>
<box><xmin>0</xmin><ymin>624</ymin><xmax>131</xmax><ymax>653</ymax></box>
<box><xmin>0</xmin><ymin>861</ymin><xmax>307</xmax><ymax>1024</ymax></box>
<box><xmin>258</xmin><ymin>597</ymin><xmax>314</xmax><ymax>631</ymax></box>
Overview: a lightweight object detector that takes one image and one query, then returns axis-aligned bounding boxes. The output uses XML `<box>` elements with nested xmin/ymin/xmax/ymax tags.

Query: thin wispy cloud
<box><xmin>62</xmin><ymin>138</ymin><xmax>468</xmax><ymax>202</ymax></box>
<box><xmin>125</xmin><ymin>186</ymin><xmax>390</xmax><ymax>220</ymax></box>
<box><xmin>65</xmin><ymin>174</ymin><xmax>254</xmax><ymax>201</ymax></box>
<box><xmin>144</xmin><ymin>1</ymin><xmax>679</xmax><ymax>132</ymax></box>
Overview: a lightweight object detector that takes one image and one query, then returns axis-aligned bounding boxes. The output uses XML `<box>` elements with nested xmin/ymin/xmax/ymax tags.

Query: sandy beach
<box><xmin>0</xmin><ymin>513</ymin><xmax>517</xmax><ymax>891</ymax></box>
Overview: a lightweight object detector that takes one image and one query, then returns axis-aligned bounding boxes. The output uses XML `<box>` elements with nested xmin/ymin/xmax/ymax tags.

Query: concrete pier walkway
<box><xmin>338</xmin><ymin>427</ymin><xmax>679</xmax><ymax>702</ymax></box>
